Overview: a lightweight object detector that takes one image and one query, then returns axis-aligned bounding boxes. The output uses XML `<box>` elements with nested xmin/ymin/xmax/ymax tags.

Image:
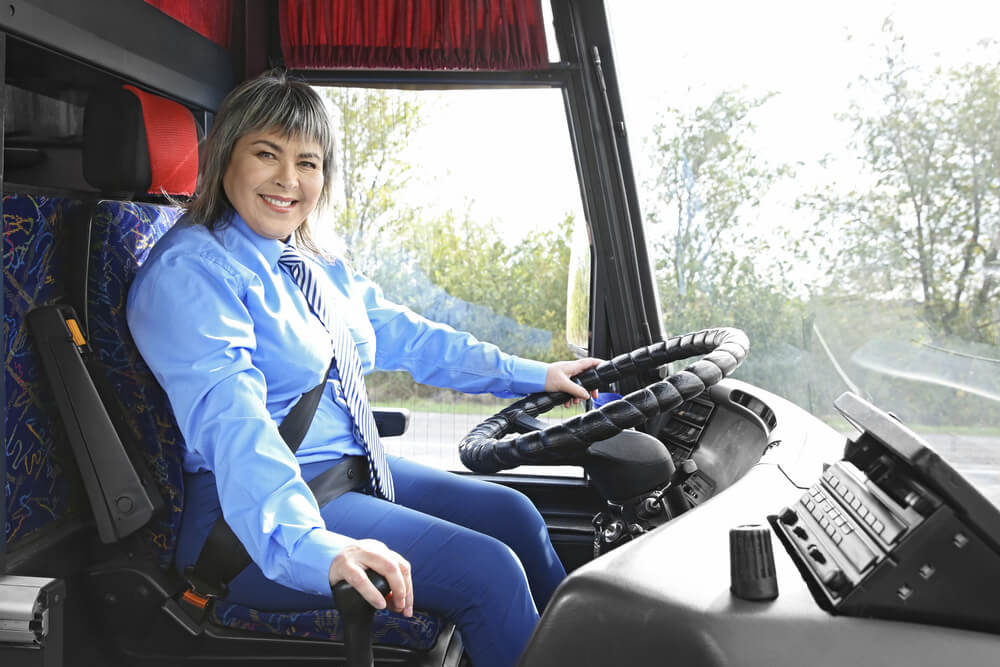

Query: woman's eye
<box><xmin>256</xmin><ymin>150</ymin><xmax>276</xmax><ymax>159</ymax></box>
<box><xmin>299</xmin><ymin>161</ymin><xmax>318</xmax><ymax>170</ymax></box>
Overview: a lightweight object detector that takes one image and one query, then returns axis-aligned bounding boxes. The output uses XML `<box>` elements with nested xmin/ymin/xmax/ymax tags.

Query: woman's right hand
<box><xmin>329</xmin><ymin>539</ymin><xmax>413</xmax><ymax>617</ymax></box>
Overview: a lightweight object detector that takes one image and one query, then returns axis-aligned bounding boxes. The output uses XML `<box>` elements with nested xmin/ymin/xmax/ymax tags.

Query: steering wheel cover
<box><xmin>459</xmin><ymin>328</ymin><xmax>750</xmax><ymax>473</ymax></box>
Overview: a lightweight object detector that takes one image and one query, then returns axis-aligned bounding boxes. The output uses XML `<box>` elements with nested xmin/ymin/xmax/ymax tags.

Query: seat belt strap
<box><xmin>181</xmin><ymin>360</ymin><xmax>350</xmax><ymax>618</ymax></box>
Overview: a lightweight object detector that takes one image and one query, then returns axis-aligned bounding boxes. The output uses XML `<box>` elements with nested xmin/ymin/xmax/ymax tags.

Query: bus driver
<box><xmin>127</xmin><ymin>71</ymin><xmax>600</xmax><ymax>667</ymax></box>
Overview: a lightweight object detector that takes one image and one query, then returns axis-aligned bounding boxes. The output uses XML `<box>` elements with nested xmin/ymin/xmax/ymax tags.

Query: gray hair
<box><xmin>186</xmin><ymin>70</ymin><xmax>335</xmax><ymax>254</ymax></box>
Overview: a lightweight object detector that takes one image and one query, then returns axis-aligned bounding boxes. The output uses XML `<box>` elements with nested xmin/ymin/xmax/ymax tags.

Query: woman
<box><xmin>127</xmin><ymin>70</ymin><xmax>599</xmax><ymax>667</ymax></box>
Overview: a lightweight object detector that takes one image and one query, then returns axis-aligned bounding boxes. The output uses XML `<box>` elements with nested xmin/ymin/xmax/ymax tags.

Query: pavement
<box><xmin>382</xmin><ymin>410</ymin><xmax>1000</xmax><ymax>502</ymax></box>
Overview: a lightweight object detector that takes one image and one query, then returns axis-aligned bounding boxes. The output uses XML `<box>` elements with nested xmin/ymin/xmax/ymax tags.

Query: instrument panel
<box><xmin>522</xmin><ymin>380</ymin><xmax>1000</xmax><ymax>667</ymax></box>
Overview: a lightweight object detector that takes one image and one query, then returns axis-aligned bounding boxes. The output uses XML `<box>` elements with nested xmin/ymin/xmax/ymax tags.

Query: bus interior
<box><xmin>3</xmin><ymin>1</ymin><xmax>1000</xmax><ymax>666</ymax></box>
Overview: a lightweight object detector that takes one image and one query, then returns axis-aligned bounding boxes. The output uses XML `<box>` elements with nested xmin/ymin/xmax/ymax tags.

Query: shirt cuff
<box><xmin>509</xmin><ymin>358</ymin><xmax>549</xmax><ymax>396</ymax></box>
<box><xmin>288</xmin><ymin>528</ymin><xmax>353</xmax><ymax>597</ymax></box>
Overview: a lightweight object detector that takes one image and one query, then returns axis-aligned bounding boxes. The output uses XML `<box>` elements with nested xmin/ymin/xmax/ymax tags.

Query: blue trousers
<box><xmin>176</xmin><ymin>455</ymin><xmax>567</xmax><ymax>667</ymax></box>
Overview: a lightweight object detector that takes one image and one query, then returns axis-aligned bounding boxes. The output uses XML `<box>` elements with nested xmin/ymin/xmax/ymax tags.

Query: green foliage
<box><xmin>646</xmin><ymin>89</ymin><xmax>791</xmax><ymax>298</ymax></box>
<box><xmin>805</xmin><ymin>23</ymin><xmax>1000</xmax><ymax>344</ymax></box>
<box><xmin>645</xmin><ymin>89</ymin><xmax>805</xmax><ymax>397</ymax></box>
<box><xmin>322</xmin><ymin>87</ymin><xmax>576</xmax><ymax>405</ymax></box>
<box><xmin>396</xmin><ymin>211</ymin><xmax>576</xmax><ymax>362</ymax></box>
<box><xmin>323</xmin><ymin>87</ymin><xmax>424</xmax><ymax>273</ymax></box>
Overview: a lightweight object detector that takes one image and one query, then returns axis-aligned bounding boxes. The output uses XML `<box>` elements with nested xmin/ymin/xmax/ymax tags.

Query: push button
<box><xmin>779</xmin><ymin>507</ymin><xmax>799</xmax><ymax>525</ymax></box>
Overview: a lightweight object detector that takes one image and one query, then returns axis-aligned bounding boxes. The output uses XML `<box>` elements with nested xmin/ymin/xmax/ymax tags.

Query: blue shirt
<box><xmin>127</xmin><ymin>213</ymin><xmax>548</xmax><ymax>597</ymax></box>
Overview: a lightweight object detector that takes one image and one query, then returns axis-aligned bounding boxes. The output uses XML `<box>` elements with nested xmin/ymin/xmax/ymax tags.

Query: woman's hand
<box><xmin>329</xmin><ymin>539</ymin><xmax>413</xmax><ymax>617</ymax></box>
<box><xmin>545</xmin><ymin>358</ymin><xmax>602</xmax><ymax>406</ymax></box>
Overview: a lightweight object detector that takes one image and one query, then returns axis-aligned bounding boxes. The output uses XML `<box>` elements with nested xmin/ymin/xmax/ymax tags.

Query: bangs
<box><xmin>231</xmin><ymin>81</ymin><xmax>334</xmax><ymax>167</ymax></box>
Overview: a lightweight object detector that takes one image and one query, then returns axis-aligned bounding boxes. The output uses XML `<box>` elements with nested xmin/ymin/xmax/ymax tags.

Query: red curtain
<box><xmin>144</xmin><ymin>0</ymin><xmax>232</xmax><ymax>48</ymax></box>
<box><xmin>280</xmin><ymin>0</ymin><xmax>549</xmax><ymax>71</ymax></box>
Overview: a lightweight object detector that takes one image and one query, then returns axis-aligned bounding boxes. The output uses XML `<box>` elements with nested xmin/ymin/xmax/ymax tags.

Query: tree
<box><xmin>323</xmin><ymin>87</ymin><xmax>424</xmax><ymax>273</ymax></box>
<box><xmin>389</xmin><ymin>211</ymin><xmax>576</xmax><ymax>362</ymax></box>
<box><xmin>807</xmin><ymin>23</ymin><xmax>1000</xmax><ymax>344</ymax></box>
<box><xmin>644</xmin><ymin>89</ymin><xmax>806</xmax><ymax>396</ymax></box>
<box><xmin>646</xmin><ymin>90</ymin><xmax>790</xmax><ymax>302</ymax></box>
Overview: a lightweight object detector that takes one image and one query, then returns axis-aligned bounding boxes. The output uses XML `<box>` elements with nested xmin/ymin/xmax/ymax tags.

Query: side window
<box><xmin>319</xmin><ymin>86</ymin><xmax>587</xmax><ymax>475</ymax></box>
<box><xmin>608</xmin><ymin>6</ymin><xmax>1000</xmax><ymax>497</ymax></box>
<box><xmin>4</xmin><ymin>85</ymin><xmax>87</xmax><ymax>190</ymax></box>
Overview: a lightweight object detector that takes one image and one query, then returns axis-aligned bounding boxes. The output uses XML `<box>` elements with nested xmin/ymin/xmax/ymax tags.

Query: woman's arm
<box><xmin>356</xmin><ymin>273</ymin><xmax>598</xmax><ymax>397</ymax></box>
<box><xmin>128</xmin><ymin>251</ymin><xmax>350</xmax><ymax>597</ymax></box>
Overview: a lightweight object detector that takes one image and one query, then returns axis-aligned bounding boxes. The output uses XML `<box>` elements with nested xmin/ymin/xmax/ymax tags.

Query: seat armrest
<box><xmin>373</xmin><ymin>408</ymin><xmax>410</xmax><ymax>437</ymax></box>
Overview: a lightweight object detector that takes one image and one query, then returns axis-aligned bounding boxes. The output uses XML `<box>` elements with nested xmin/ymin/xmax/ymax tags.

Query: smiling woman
<box><xmin>124</xmin><ymin>69</ymin><xmax>599</xmax><ymax>667</ymax></box>
<box><xmin>186</xmin><ymin>70</ymin><xmax>337</xmax><ymax>254</ymax></box>
<box><xmin>222</xmin><ymin>131</ymin><xmax>325</xmax><ymax>240</ymax></box>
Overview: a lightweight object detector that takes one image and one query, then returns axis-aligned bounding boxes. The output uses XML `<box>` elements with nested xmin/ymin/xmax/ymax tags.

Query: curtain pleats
<box><xmin>280</xmin><ymin>0</ymin><xmax>549</xmax><ymax>71</ymax></box>
<box><xmin>144</xmin><ymin>0</ymin><xmax>232</xmax><ymax>48</ymax></box>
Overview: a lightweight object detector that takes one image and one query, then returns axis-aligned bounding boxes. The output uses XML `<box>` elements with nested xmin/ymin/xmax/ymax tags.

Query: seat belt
<box><xmin>176</xmin><ymin>359</ymin><xmax>371</xmax><ymax>628</ymax></box>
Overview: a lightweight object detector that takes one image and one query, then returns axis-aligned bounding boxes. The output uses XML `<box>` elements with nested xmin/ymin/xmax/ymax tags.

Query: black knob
<box><xmin>730</xmin><ymin>524</ymin><xmax>779</xmax><ymax>601</ymax></box>
<box><xmin>778</xmin><ymin>506</ymin><xmax>799</xmax><ymax>525</ymax></box>
<box><xmin>823</xmin><ymin>569</ymin><xmax>852</xmax><ymax>597</ymax></box>
<box><xmin>332</xmin><ymin>571</ymin><xmax>391</xmax><ymax>667</ymax></box>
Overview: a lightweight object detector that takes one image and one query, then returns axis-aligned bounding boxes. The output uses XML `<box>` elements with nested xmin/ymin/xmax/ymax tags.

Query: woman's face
<box><xmin>222</xmin><ymin>129</ymin><xmax>324</xmax><ymax>241</ymax></box>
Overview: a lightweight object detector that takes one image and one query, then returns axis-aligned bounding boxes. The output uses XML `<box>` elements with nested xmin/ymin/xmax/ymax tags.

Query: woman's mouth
<box><xmin>260</xmin><ymin>194</ymin><xmax>297</xmax><ymax>211</ymax></box>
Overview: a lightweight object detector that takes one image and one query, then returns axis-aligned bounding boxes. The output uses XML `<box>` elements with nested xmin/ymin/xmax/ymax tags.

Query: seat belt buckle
<box><xmin>181</xmin><ymin>587</ymin><xmax>213</xmax><ymax>615</ymax></box>
<box><xmin>164</xmin><ymin>567</ymin><xmax>228</xmax><ymax>635</ymax></box>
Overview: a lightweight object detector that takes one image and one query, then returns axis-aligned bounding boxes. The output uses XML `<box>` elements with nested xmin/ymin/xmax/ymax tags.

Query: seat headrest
<box><xmin>83</xmin><ymin>85</ymin><xmax>199</xmax><ymax>196</ymax></box>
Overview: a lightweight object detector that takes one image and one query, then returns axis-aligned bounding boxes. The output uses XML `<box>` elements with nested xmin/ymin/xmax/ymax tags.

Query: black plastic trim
<box><xmin>0</xmin><ymin>0</ymin><xmax>233</xmax><ymax>110</ymax></box>
<box><xmin>549</xmin><ymin>0</ymin><xmax>663</xmax><ymax>377</ymax></box>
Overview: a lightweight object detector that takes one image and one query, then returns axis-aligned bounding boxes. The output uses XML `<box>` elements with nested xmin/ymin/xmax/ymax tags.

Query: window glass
<box><xmin>319</xmin><ymin>86</ymin><xmax>586</xmax><ymax>476</ymax></box>
<box><xmin>607</xmin><ymin>2</ymin><xmax>1000</xmax><ymax>501</ymax></box>
<box><xmin>566</xmin><ymin>216</ymin><xmax>591</xmax><ymax>352</ymax></box>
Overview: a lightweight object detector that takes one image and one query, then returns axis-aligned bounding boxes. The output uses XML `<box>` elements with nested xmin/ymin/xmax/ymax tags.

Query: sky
<box><xmin>365</xmin><ymin>1</ymin><xmax>1000</xmax><ymax>256</ymax></box>
<box><xmin>605</xmin><ymin>0</ymin><xmax>1000</xmax><ymax>287</ymax></box>
<box><xmin>609</xmin><ymin>0</ymin><xmax>1000</xmax><ymax>187</ymax></box>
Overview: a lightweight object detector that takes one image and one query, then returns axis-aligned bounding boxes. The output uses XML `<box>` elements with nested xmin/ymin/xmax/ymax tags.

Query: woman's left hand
<box><xmin>545</xmin><ymin>358</ymin><xmax>602</xmax><ymax>406</ymax></box>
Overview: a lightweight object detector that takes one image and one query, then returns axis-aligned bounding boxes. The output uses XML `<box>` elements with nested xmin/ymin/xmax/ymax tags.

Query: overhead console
<box><xmin>0</xmin><ymin>0</ymin><xmax>232</xmax><ymax>111</ymax></box>
<box><xmin>772</xmin><ymin>392</ymin><xmax>1000</xmax><ymax>634</ymax></box>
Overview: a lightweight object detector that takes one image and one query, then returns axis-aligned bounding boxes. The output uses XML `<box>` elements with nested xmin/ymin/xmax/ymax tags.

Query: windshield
<box><xmin>316</xmin><ymin>85</ymin><xmax>587</xmax><ymax>476</ymax></box>
<box><xmin>607</xmin><ymin>2</ymin><xmax>1000</xmax><ymax>501</ymax></box>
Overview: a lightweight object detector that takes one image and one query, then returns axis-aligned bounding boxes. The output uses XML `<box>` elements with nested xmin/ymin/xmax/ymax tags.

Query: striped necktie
<box><xmin>278</xmin><ymin>244</ymin><xmax>395</xmax><ymax>502</ymax></box>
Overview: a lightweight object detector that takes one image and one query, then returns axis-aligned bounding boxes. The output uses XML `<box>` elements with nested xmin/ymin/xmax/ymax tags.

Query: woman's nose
<box><xmin>274</xmin><ymin>160</ymin><xmax>298</xmax><ymax>189</ymax></box>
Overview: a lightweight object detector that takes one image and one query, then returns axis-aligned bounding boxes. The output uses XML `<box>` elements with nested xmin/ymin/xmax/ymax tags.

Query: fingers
<box><xmin>546</xmin><ymin>358</ymin><xmax>603</xmax><ymax>401</ymax></box>
<box><xmin>399</xmin><ymin>558</ymin><xmax>414</xmax><ymax>617</ymax></box>
<box><xmin>329</xmin><ymin>539</ymin><xmax>414</xmax><ymax>617</ymax></box>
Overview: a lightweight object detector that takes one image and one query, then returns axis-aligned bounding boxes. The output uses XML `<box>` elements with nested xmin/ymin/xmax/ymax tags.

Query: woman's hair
<box><xmin>186</xmin><ymin>69</ymin><xmax>335</xmax><ymax>254</ymax></box>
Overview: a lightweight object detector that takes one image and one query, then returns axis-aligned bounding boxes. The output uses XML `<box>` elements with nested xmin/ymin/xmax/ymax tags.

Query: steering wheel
<box><xmin>460</xmin><ymin>328</ymin><xmax>750</xmax><ymax>473</ymax></box>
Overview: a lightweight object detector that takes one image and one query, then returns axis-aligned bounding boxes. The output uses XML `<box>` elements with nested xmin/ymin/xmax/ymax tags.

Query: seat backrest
<box><xmin>3</xmin><ymin>193</ymin><xmax>92</xmax><ymax>550</ymax></box>
<box><xmin>79</xmin><ymin>84</ymin><xmax>198</xmax><ymax>566</ymax></box>
<box><xmin>88</xmin><ymin>200</ymin><xmax>187</xmax><ymax>565</ymax></box>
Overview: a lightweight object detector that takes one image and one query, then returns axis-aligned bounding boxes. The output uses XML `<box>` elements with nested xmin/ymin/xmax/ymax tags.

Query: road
<box><xmin>382</xmin><ymin>410</ymin><xmax>584</xmax><ymax>477</ymax></box>
<box><xmin>382</xmin><ymin>410</ymin><xmax>1000</xmax><ymax>501</ymax></box>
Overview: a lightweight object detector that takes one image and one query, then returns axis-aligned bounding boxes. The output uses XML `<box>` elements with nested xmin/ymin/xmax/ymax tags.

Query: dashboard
<box><xmin>521</xmin><ymin>379</ymin><xmax>1000</xmax><ymax>666</ymax></box>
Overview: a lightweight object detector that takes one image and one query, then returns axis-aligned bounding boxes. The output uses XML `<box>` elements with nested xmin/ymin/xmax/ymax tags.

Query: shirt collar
<box><xmin>229</xmin><ymin>212</ymin><xmax>289</xmax><ymax>269</ymax></box>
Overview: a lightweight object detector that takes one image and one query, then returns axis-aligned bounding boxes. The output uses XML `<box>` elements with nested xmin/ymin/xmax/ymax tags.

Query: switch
<box><xmin>824</xmin><ymin>569</ymin><xmax>852</xmax><ymax>597</ymax></box>
<box><xmin>779</xmin><ymin>507</ymin><xmax>799</xmax><ymax>525</ymax></box>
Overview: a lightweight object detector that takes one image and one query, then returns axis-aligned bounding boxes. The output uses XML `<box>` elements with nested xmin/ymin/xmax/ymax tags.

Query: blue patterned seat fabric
<box><xmin>4</xmin><ymin>193</ymin><xmax>88</xmax><ymax>549</ymax></box>
<box><xmin>87</xmin><ymin>200</ymin><xmax>442</xmax><ymax>649</ymax></box>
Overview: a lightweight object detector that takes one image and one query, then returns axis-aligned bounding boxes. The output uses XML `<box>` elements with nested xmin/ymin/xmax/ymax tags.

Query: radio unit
<box><xmin>772</xmin><ymin>392</ymin><xmax>1000</xmax><ymax>634</ymax></box>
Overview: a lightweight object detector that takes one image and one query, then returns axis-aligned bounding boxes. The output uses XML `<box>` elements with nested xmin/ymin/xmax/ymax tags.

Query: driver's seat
<box><xmin>80</xmin><ymin>84</ymin><xmax>450</xmax><ymax>663</ymax></box>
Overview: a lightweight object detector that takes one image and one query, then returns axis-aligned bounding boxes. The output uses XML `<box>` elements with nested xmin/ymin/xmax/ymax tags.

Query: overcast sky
<box><xmin>340</xmin><ymin>2</ymin><xmax>1000</xmax><ymax>253</ymax></box>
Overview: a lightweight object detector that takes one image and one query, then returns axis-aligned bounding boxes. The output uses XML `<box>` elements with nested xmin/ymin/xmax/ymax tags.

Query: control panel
<box><xmin>658</xmin><ymin>396</ymin><xmax>715</xmax><ymax>464</ymax></box>
<box><xmin>772</xmin><ymin>392</ymin><xmax>1000</xmax><ymax>634</ymax></box>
